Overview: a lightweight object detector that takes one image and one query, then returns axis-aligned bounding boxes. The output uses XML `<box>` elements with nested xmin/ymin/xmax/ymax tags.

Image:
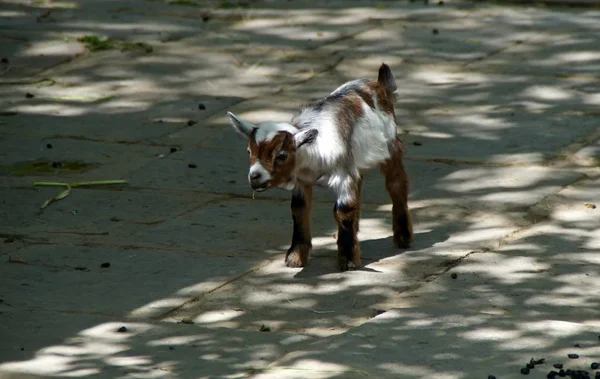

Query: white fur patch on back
<box><xmin>352</xmin><ymin>103</ymin><xmax>395</xmax><ymax>170</ymax></box>
<box><xmin>254</xmin><ymin>122</ymin><xmax>298</xmax><ymax>143</ymax></box>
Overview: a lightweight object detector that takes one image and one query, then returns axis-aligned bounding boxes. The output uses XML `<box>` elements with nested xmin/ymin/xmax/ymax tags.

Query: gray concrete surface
<box><xmin>1</xmin><ymin>0</ymin><xmax>599</xmax><ymax>378</ymax></box>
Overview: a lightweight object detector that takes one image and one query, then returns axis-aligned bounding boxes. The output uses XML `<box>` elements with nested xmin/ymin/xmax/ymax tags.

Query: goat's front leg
<box><xmin>333</xmin><ymin>175</ymin><xmax>362</xmax><ymax>271</ymax></box>
<box><xmin>285</xmin><ymin>185</ymin><xmax>313</xmax><ymax>268</ymax></box>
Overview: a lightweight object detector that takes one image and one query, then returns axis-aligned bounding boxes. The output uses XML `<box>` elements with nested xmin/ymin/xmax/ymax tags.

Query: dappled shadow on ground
<box><xmin>1</xmin><ymin>0</ymin><xmax>600</xmax><ymax>378</ymax></box>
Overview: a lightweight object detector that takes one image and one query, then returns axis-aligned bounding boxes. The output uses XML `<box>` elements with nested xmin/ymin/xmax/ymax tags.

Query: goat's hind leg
<box><xmin>380</xmin><ymin>138</ymin><xmax>413</xmax><ymax>248</ymax></box>
<box><xmin>333</xmin><ymin>176</ymin><xmax>362</xmax><ymax>271</ymax></box>
<box><xmin>285</xmin><ymin>185</ymin><xmax>313</xmax><ymax>268</ymax></box>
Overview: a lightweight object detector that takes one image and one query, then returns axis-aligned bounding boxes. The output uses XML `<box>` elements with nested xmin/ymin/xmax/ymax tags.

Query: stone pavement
<box><xmin>1</xmin><ymin>0</ymin><xmax>599</xmax><ymax>378</ymax></box>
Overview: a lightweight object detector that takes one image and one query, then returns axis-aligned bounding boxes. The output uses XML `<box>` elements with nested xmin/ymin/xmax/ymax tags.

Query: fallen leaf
<box><xmin>7</xmin><ymin>257</ymin><xmax>27</xmax><ymax>264</ymax></box>
<box><xmin>584</xmin><ymin>203</ymin><xmax>596</xmax><ymax>209</ymax></box>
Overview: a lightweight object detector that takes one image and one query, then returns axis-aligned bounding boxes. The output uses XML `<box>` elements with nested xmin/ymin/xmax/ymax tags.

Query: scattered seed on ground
<box><xmin>413</xmin><ymin>141</ymin><xmax>423</xmax><ymax>146</ymax></box>
<box><xmin>433</xmin><ymin>29</ymin><xmax>439</xmax><ymax>35</ymax></box>
<box><xmin>521</xmin><ymin>367</ymin><xmax>530</xmax><ymax>375</ymax></box>
<box><xmin>170</xmin><ymin>147</ymin><xmax>177</xmax><ymax>153</ymax></box>
<box><xmin>46</xmin><ymin>143</ymin><xmax>53</xmax><ymax>149</ymax></box>
<box><xmin>198</xmin><ymin>103</ymin><xmax>206</xmax><ymax>110</ymax></box>
<box><xmin>188</xmin><ymin>163</ymin><xmax>197</xmax><ymax>168</ymax></box>
<box><xmin>187</xmin><ymin>120</ymin><xmax>197</xmax><ymax>126</ymax></box>
<box><xmin>181</xmin><ymin>318</ymin><xmax>194</xmax><ymax>324</ymax></box>
<box><xmin>20</xmin><ymin>348</ymin><xmax>24</xmax><ymax>351</ymax></box>
<box><xmin>51</xmin><ymin>162</ymin><xmax>63</xmax><ymax>168</ymax></box>
<box><xmin>110</xmin><ymin>216</ymin><xmax>122</xmax><ymax>222</ymax></box>
<box><xmin>117</xmin><ymin>326</ymin><xmax>127</xmax><ymax>333</ymax></box>
<box><xmin>451</xmin><ymin>273</ymin><xmax>458</xmax><ymax>279</ymax></box>
<box><xmin>574</xmin><ymin>344</ymin><xmax>581</xmax><ymax>348</ymax></box>
<box><xmin>585</xmin><ymin>203</ymin><xmax>597</xmax><ymax>209</ymax></box>
<box><xmin>74</xmin><ymin>267</ymin><xmax>88</xmax><ymax>271</ymax></box>
<box><xmin>535</xmin><ymin>358</ymin><xmax>546</xmax><ymax>365</ymax></box>
<box><xmin>100</xmin><ymin>262</ymin><xmax>110</xmax><ymax>268</ymax></box>
<box><xmin>568</xmin><ymin>354</ymin><xmax>579</xmax><ymax>359</ymax></box>
<box><xmin>168</xmin><ymin>346</ymin><xmax>175</xmax><ymax>350</ymax></box>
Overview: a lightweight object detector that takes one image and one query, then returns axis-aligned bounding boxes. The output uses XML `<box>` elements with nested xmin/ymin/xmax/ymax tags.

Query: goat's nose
<box><xmin>249</xmin><ymin>172</ymin><xmax>262</xmax><ymax>181</ymax></box>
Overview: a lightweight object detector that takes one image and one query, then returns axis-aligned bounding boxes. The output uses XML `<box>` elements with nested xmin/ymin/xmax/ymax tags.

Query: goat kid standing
<box><xmin>228</xmin><ymin>63</ymin><xmax>413</xmax><ymax>271</ymax></box>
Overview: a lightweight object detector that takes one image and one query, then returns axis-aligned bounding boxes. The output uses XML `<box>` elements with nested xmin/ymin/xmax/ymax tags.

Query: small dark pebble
<box><xmin>554</xmin><ymin>364</ymin><xmax>563</xmax><ymax>369</ymax></box>
<box><xmin>488</xmin><ymin>376</ymin><xmax>496</xmax><ymax>379</ymax></box>
<box><xmin>568</xmin><ymin>354</ymin><xmax>580</xmax><ymax>359</ymax></box>
<box><xmin>170</xmin><ymin>147</ymin><xmax>177</xmax><ymax>153</ymax></box>
<box><xmin>259</xmin><ymin>324</ymin><xmax>271</xmax><ymax>332</ymax></box>
<box><xmin>558</xmin><ymin>369</ymin><xmax>566</xmax><ymax>377</ymax></box>
<box><xmin>438</xmin><ymin>0</ymin><xmax>444</xmax><ymax>4</ymax></box>
<box><xmin>46</xmin><ymin>143</ymin><xmax>53</xmax><ymax>149</ymax></box>
<box><xmin>20</xmin><ymin>347</ymin><xmax>24</xmax><ymax>351</ymax></box>
<box><xmin>117</xmin><ymin>326</ymin><xmax>128</xmax><ymax>333</ymax></box>
<box><xmin>181</xmin><ymin>318</ymin><xmax>194</xmax><ymax>324</ymax></box>
<box><xmin>574</xmin><ymin>344</ymin><xmax>581</xmax><ymax>348</ymax></box>
<box><xmin>25</xmin><ymin>93</ymin><xmax>34</xmax><ymax>98</ymax></box>
<box><xmin>186</xmin><ymin>120</ymin><xmax>197</xmax><ymax>126</ymax></box>
<box><xmin>1</xmin><ymin>58</ymin><xmax>8</xmax><ymax>64</ymax></box>
<box><xmin>547</xmin><ymin>371</ymin><xmax>558</xmax><ymax>378</ymax></box>
<box><xmin>535</xmin><ymin>358</ymin><xmax>546</xmax><ymax>365</ymax></box>
<box><xmin>591</xmin><ymin>363</ymin><xmax>600</xmax><ymax>370</ymax></box>
<box><xmin>100</xmin><ymin>262</ymin><xmax>110</xmax><ymax>268</ymax></box>
<box><xmin>202</xmin><ymin>15</ymin><xmax>211</xmax><ymax>22</ymax></box>
<box><xmin>51</xmin><ymin>161</ymin><xmax>64</xmax><ymax>168</ymax></box>
<box><xmin>521</xmin><ymin>367</ymin><xmax>530</xmax><ymax>375</ymax></box>
<box><xmin>413</xmin><ymin>141</ymin><xmax>423</xmax><ymax>146</ymax></box>
<box><xmin>432</xmin><ymin>29</ymin><xmax>439</xmax><ymax>35</ymax></box>
<box><xmin>188</xmin><ymin>163</ymin><xmax>197</xmax><ymax>168</ymax></box>
<box><xmin>198</xmin><ymin>103</ymin><xmax>206</xmax><ymax>110</ymax></box>
<box><xmin>526</xmin><ymin>363</ymin><xmax>534</xmax><ymax>369</ymax></box>
<box><xmin>227</xmin><ymin>180</ymin><xmax>236</xmax><ymax>184</ymax></box>
<box><xmin>74</xmin><ymin>267</ymin><xmax>88</xmax><ymax>271</ymax></box>
<box><xmin>451</xmin><ymin>273</ymin><xmax>458</xmax><ymax>279</ymax></box>
<box><xmin>168</xmin><ymin>346</ymin><xmax>175</xmax><ymax>350</ymax></box>
<box><xmin>110</xmin><ymin>216</ymin><xmax>122</xmax><ymax>222</ymax></box>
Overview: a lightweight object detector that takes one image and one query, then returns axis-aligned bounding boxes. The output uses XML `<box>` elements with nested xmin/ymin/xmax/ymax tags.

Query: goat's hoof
<box><xmin>393</xmin><ymin>233</ymin><xmax>413</xmax><ymax>249</ymax></box>
<box><xmin>338</xmin><ymin>256</ymin><xmax>360</xmax><ymax>272</ymax></box>
<box><xmin>285</xmin><ymin>245</ymin><xmax>310</xmax><ymax>268</ymax></box>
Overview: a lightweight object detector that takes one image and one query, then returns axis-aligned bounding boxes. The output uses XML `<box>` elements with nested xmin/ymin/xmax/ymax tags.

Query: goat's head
<box><xmin>227</xmin><ymin>112</ymin><xmax>318</xmax><ymax>192</ymax></box>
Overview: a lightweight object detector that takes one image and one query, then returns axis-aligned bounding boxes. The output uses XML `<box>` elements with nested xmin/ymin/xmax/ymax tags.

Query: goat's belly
<box><xmin>353</xmin><ymin>143</ymin><xmax>391</xmax><ymax>169</ymax></box>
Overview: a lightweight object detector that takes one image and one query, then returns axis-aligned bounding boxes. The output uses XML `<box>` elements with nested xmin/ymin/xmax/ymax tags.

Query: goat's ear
<box><xmin>227</xmin><ymin>112</ymin><xmax>256</xmax><ymax>139</ymax></box>
<box><xmin>294</xmin><ymin>128</ymin><xmax>318</xmax><ymax>148</ymax></box>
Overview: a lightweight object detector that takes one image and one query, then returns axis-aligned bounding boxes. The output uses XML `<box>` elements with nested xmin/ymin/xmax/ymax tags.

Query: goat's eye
<box><xmin>276</xmin><ymin>151</ymin><xmax>288</xmax><ymax>161</ymax></box>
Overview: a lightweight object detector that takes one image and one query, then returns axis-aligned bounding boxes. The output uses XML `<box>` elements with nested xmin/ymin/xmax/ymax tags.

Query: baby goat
<box><xmin>228</xmin><ymin>63</ymin><xmax>413</xmax><ymax>271</ymax></box>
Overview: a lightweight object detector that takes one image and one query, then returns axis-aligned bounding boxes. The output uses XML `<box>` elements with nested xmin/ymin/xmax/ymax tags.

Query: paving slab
<box><xmin>0</xmin><ymin>319</ymin><xmax>316</xmax><ymax>379</ymax></box>
<box><xmin>1</xmin><ymin>244</ymin><xmax>260</xmax><ymax>318</ymax></box>
<box><xmin>0</xmin><ymin>187</ymin><xmax>222</xmax><ymax>242</ymax></box>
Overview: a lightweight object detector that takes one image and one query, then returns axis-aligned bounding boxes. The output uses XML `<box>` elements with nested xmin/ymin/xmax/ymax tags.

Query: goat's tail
<box><xmin>377</xmin><ymin>63</ymin><xmax>397</xmax><ymax>97</ymax></box>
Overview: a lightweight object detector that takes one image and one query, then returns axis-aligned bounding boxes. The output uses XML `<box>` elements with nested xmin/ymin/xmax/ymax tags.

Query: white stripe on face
<box><xmin>248</xmin><ymin>162</ymin><xmax>271</xmax><ymax>186</ymax></box>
